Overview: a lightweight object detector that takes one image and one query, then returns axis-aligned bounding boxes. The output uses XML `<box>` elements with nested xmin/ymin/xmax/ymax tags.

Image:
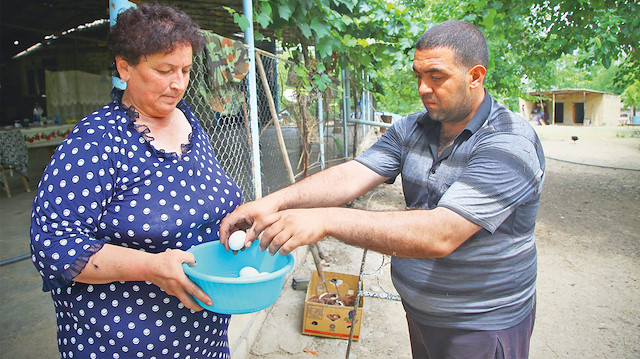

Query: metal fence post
<box><xmin>318</xmin><ymin>94</ymin><xmax>325</xmax><ymax>170</ymax></box>
<box><xmin>342</xmin><ymin>68</ymin><xmax>350</xmax><ymax>160</ymax></box>
<box><xmin>109</xmin><ymin>0</ymin><xmax>135</xmax><ymax>90</ymax></box>
<box><xmin>243</xmin><ymin>0</ymin><xmax>262</xmax><ymax>199</ymax></box>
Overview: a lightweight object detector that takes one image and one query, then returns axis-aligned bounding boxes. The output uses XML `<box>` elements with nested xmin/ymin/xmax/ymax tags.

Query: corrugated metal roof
<box><xmin>1</xmin><ymin>0</ymin><xmax>255</xmax><ymax>65</ymax></box>
<box><xmin>529</xmin><ymin>88</ymin><xmax>613</xmax><ymax>96</ymax></box>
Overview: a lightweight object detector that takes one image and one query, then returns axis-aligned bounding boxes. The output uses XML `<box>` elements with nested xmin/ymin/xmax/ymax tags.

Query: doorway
<box><xmin>554</xmin><ymin>103</ymin><xmax>564</xmax><ymax>123</ymax></box>
<box><xmin>574</xmin><ymin>103</ymin><xmax>584</xmax><ymax>124</ymax></box>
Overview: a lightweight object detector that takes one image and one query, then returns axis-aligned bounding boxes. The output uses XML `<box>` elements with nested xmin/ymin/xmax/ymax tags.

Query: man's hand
<box><xmin>219</xmin><ymin>197</ymin><xmax>280</xmax><ymax>250</ymax></box>
<box><xmin>259</xmin><ymin>208</ymin><xmax>329</xmax><ymax>256</ymax></box>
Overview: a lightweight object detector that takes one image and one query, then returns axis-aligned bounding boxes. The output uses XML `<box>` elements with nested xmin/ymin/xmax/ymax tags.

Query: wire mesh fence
<box><xmin>184</xmin><ymin>40</ymin><xmax>365</xmax><ymax>204</ymax></box>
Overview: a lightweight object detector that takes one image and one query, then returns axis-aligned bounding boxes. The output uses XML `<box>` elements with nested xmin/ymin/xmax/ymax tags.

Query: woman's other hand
<box><xmin>144</xmin><ymin>249</ymin><xmax>212</xmax><ymax>311</ymax></box>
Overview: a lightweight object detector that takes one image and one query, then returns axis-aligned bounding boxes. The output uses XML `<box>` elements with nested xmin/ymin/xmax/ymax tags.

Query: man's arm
<box><xmin>259</xmin><ymin>205</ymin><xmax>482</xmax><ymax>257</ymax></box>
<box><xmin>267</xmin><ymin>160</ymin><xmax>386</xmax><ymax>210</ymax></box>
<box><xmin>219</xmin><ymin>160</ymin><xmax>388</xmax><ymax>247</ymax></box>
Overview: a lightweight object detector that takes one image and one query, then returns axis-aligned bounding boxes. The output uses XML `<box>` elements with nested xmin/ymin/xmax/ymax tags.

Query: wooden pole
<box><xmin>256</xmin><ymin>54</ymin><xmax>327</xmax><ymax>276</ymax></box>
<box><xmin>255</xmin><ymin>54</ymin><xmax>295</xmax><ymax>184</ymax></box>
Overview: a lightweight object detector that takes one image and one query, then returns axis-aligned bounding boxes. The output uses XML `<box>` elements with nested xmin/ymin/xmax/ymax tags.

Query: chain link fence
<box><xmin>184</xmin><ymin>43</ymin><xmax>369</xmax><ymax>203</ymax></box>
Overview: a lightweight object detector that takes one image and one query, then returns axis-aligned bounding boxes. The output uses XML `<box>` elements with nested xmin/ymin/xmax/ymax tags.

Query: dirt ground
<box><xmin>247</xmin><ymin>125</ymin><xmax>640</xmax><ymax>358</ymax></box>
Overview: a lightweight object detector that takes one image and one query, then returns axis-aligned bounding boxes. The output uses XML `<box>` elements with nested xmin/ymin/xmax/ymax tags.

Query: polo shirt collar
<box><xmin>464</xmin><ymin>89</ymin><xmax>492</xmax><ymax>135</ymax></box>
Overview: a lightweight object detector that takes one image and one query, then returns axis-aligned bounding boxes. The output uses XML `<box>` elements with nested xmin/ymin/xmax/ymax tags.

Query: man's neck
<box><xmin>437</xmin><ymin>89</ymin><xmax>485</xmax><ymax>155</ymax></box>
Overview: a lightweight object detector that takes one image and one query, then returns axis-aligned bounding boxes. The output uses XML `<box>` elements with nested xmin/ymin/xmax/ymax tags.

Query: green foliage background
<box><xmin>237</xmin><ymin>0</ymin><xmax>639</xmax><ymax>115</ymax></box>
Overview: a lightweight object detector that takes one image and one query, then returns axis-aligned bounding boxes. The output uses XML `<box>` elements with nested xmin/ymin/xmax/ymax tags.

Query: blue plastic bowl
<box><xmin>183</xmin><ymin>241</ymin><xmax>294</xmax><ymax>314</ymax></box>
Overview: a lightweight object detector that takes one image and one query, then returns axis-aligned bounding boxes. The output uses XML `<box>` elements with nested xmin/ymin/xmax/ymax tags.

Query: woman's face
<box><xmin>117</xmin><ymin>44</ymin><xmax>193</xmax><ymax>119</ymax></box>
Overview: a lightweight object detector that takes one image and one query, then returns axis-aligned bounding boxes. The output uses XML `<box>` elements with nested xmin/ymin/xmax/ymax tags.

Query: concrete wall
<box><xmin>598</xmin><ymin>93</ymin><xmax>622</xmax><ymax>126</ymax></box>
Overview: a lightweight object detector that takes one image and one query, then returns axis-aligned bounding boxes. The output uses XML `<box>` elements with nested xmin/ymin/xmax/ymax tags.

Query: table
<box><xmin>20</xmin><ymin>123</ymin><xmax>75</xmax><ymax>148</ymax></box>
<box><xmin>0</xmin><ymin>129</ymin><xmax>30</xmax><ymax>197</ymax></box>
<box><xmin>0</xmin><ymin>123</ymin><xmax>74</xmax><ymax>197</ymax></box>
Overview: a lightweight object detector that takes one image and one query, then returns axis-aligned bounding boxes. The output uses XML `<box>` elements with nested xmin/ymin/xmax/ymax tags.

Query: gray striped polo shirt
<box><xmin>355</xmin><ymin>92</ymin><xmax>545</xmax><ymax>330</ymax></box>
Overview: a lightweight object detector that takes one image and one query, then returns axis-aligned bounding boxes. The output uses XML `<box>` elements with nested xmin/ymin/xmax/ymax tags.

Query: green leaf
<box><xmin>255</xmin><ymin>12</ymin><xmax>271</xmax><ymax>29</ymax></box>
<box><xmin>464</xmin><ymin>13</ymin><xmax>477</xmax><ymax>22</ymax></box>
<box><xmin>343</xmin><ymin>34</ymin><xmax>358</xmax><ymax>47</ymax></box>
<box><xmin>357</xmin><ymin>38</ymin><xmax>374</xmax><ymax>47</ymax></box>
<box><xmin>341</xmin><ymin>14</ymin><xmax>354</xmax><ymax>27</ymax></box>
<box><xmin>347</xmin><ymin>0</ymin><xmax>358</xmax><ymax>12</ymax></box>
<box><xmin>222</xmin><ymin>6</ymin><xmax>249</xmax><ymax>31</ymax></box>
<box><xmin>311</xmin><ymin>17</ymin><xmax>331</xmax><ymax>39</ymax></box>
<box><xmin>312</xmin><ymin>74</ymin><xmax>327</xmax><ymax>91</ymax></box>
<box><xmin>278</xmin><ymin>4</ymin><xmax>293</xmax><ymax>21</ymax></box>
<box><xmin>259</xmin><ymin>2</ymin><xmax>272</xmax><ymax>17</ymax></box>
<box><xmin>293</xmin><ymin>64</ymin><xmax>308</xmax><ymax>78</ymax></box>
<box><xmin>594</xmin><ymin>36</ymin><xmax>602</xmax><ymax>49</ymax></box>
<box><xmin>299</xmin><ymin>23</ymin><xmax>313</xmax><ymax>39</ymax></box>
<box><xmin>234</xmin><ymin>13</ymin><xmax>251</xmax><ymax>31</ymax></box>
<box><xmin>315</xmin><ymin>38</ymin><xmax>334</xmax><ymax>58</ymax></box>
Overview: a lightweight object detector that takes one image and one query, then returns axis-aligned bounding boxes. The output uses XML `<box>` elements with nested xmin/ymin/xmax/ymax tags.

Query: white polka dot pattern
<box><xmin>31</xmin><ymin>93</ymin><xmax>241</xmax><ymax>358</ymax></box>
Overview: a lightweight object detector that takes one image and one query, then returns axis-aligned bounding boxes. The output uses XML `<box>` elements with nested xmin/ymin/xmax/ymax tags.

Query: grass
<box><xmin>616</xmin><ymin>129</ymin><xmax>640</xmax><ymax>138</ymax></box>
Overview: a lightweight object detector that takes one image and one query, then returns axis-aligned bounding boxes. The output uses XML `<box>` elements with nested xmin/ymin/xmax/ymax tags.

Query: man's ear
<box><xmin>468</xmin><ymin>65</ymin><xmax>487</xmax><ymax>89</ymax></box>
<box><xmin>115</xmin><ymin>56</ymin><xmax>131</xmax><ymax>82</ymax></box>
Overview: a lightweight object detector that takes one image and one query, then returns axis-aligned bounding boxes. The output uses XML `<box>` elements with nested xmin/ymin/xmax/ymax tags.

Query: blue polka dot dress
<box><xmin>31</xmin><ymin>90</ymin><xmax>242</xmax><ymax>358</ymax></box>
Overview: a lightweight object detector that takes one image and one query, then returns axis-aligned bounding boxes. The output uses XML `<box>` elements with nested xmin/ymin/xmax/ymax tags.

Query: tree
<box><xmin>395</xmin><ymin>0</ymin><xmax>639</xmax><ymax>110</ymax></box>
<box><xmin>622</xmin><ymin>80</ymin><xmax>640</xmax><ymax>118</ymax></box>
<box><xmin>233</xmin><ymin>0</ymin><xmax>638</xmax><ymax>116</ymax></box>
<box><xmin>590</xmin><ymin>64</ymin><xmax>626</xmax><ymax>94</ymax></box>
<box><xmin>248</xmin><ymin>0</ymin><xmax>421</xmax><ymax>174</ymax></box>
<box><xmin>374</xmin><ymin>67</ymin><xmax>423</xmax><ymax>115</ymax></box>
<box><xmin>468</xmin><ymin>0</ymin><xmax>640</xmax><ymax>96</ymax></box>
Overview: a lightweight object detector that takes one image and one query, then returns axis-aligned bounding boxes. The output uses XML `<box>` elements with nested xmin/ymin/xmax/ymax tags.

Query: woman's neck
<box><xmin>121</xmin><ymin>91</ymin><xmax>176</xmax><ymax>129</ymax></box>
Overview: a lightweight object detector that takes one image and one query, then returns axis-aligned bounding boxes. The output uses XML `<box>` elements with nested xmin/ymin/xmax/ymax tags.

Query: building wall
<box><xmin>557</xmin><ymin>92</ymin><xmax>587</xmax><ymax>125</ymax></box>
<box><xmin>520</xmin><ymin>91</ymin><xmax>621</xmax><ymax>126</ymax></box>
<box><xmin>0</xmin><ymin>40</ymin><xmax>110</xmax><ymax>126</ymax></box>
<box><xmin>598</xmin><ymin>93</ymin><xmax>622</xmax><ymax>126</ymax></box>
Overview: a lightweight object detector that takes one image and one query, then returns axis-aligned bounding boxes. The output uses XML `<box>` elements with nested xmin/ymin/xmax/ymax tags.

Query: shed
<box><xmin>519</xmin><ymin>89</ymin><xmax>621</xmax><ymax>126</ymax></box>
<box><xmin>0</xmin><ymin>0</ymin><xmax>274</xmax><ymax>127</ymax></box>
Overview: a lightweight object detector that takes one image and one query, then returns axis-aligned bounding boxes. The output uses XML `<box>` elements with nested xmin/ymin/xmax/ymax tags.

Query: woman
<box><xmin>30</xmin><ymin>3</ymin><xmax>240</xmax><ymax>358</ymax></box>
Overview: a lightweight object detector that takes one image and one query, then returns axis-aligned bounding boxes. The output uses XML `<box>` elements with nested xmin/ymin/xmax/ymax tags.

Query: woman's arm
<box><xmin>74</xmin><ymin>244</ymin><xmax>211</xmax><ymax>311</ymax></box>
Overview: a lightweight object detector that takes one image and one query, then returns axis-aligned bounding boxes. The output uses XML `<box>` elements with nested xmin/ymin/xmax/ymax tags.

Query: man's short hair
<box><xmin>416</xmin><ymin>20</ymin><xmax>489</xmax><ymax>69</ymax></box>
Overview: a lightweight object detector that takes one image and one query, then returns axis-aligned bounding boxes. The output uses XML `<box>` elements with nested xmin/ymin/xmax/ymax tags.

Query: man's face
<box><xmin>413</xmin><ymin>47</ymin><xmax>475</xmax><ymax>124</ymax></box>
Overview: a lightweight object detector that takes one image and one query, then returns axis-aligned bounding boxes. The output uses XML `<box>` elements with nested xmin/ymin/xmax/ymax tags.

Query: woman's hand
<box><xmin>144</xmin><ymin>249</ymin><xmax>212</xmax><ymax>311</ymax></box>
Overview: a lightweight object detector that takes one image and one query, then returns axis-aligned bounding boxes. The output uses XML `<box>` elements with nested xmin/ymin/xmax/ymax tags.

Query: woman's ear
<box><xmin>468</xmin><ymin>65</ymin><xmax>487</xmax><ymax>89</ymax></box>
<box><xmin>115</xmin><ymin>56</ymin><xmax>131</xmax><ymax>82</ymax></box>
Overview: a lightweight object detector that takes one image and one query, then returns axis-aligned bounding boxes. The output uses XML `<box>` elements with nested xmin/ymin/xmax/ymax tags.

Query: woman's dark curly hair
<box><xmin>108</xmin><ymin>2</ymin><xmax>204</xmax><ymax>66</ymax></box>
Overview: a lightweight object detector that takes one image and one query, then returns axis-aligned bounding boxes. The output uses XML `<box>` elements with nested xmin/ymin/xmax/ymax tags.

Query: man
<box><xmin>221</xmin><ymin>20</ymin><xmax>544</xmax><ymax>358</ymax></box>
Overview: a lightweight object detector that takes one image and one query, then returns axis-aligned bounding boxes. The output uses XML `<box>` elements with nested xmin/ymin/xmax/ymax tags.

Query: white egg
<box><xmin>239</xmin><ymin>266</ymin><xmax>260</xmax><ymax>277</ymax></box>
<box><xmin>228</xmin><ymin>230</ymin><xmax>247</xmax><ymax>251</ymax></box>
